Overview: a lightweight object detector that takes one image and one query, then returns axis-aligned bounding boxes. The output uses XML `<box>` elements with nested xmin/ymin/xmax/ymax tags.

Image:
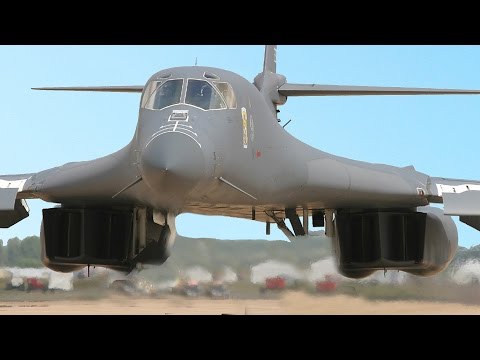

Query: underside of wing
<box><xmin>183</xmin><ymin>203</ymin><xmax>283</xmax><ymax>222</ymax></box>
<box><xmin>0</xmin><ymin>174</ymin><xmax>33</xmax><ymax>228</ymax></box>
<box><xmin>429</xmin><ymin>177</ymin><xmax>480</xmax><ymax>231</ymax></box>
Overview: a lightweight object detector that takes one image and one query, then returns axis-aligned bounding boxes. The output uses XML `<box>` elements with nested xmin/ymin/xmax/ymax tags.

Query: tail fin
<box><xmin>263</xmin><ymin>45</ymin><xmax>277</xmax><ymax>74</ymax></box>
<box><xmin>254</xmin><ymin>45</ymin><xmax>287</xmax><ymax>114</ymax></box>
<box><xmin>256</xmin><ymin>46</ymin><xmax>480</xmax><ymax>118</ymax></box>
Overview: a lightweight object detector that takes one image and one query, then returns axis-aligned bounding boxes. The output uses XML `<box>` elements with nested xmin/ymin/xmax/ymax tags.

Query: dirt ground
<box><xmin>2</xmin><ymin>292</ymin><xmax>480</xmax><ymax>315</ymax></box>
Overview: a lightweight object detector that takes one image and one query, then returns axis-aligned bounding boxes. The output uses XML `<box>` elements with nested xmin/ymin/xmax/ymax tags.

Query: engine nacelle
<box><xmin>404</xmin><ymin>206</ymin><xmax>457</xmax><ymax>276</ymax></box>
<box><xmin>40</xmin><ymin>206</ymin><xmax>176</xmax><ymax>272</ymax></box>
<box><xmin>332</xmin><ymin>206</ymin><xmax>457</xmax><ymax>279</ymax></box>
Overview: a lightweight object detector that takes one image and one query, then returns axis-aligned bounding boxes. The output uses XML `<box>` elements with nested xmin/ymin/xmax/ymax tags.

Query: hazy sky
<box><xmin>0</xmin><ymin>45</ymin><xmax>479</xmax><ymax>247</ymax></box>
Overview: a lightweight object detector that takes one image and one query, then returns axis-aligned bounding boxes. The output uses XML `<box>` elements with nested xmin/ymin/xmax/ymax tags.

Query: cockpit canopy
<box><xmin>141</xmin><ymin>75</ymin><xmax>237</xmax><ymax>111</ymax></box>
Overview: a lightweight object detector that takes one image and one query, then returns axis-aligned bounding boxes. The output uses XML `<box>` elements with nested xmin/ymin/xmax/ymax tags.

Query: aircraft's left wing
<box><xmin>429</xmin><ymin>177</ymin><xmax>480</xmax><ymax>231</ymax></box>
<box><xmin>278</xmin><ymin>83</ymin><xmax>480</xmax><ymax>96</ymax></box>
<box><xmin>0</xmin><ymin>175</ymin><xmax>32</xmax><ymax>228</ymax></box>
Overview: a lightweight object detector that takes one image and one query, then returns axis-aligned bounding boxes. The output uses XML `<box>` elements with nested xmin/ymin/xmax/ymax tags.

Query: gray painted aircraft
<box><xmin>1</xmin><ymin>45</ymin><xmax>480</xmax><ymax>278</ymax></box>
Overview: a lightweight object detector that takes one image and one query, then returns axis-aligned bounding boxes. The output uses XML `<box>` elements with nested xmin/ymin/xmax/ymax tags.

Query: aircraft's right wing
<box><xmin>32</xmin><ymin>86</ymin><xmax>144</xmax><ymax>93</ymax></box>
<box><xmin>429</xmin><ymin>177</ymin><xmax>480</xmax><ymax>231</ymax></box>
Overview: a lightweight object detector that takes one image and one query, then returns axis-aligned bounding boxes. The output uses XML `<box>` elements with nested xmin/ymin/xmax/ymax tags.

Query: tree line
<box><xmin>0</xmin><ymin>236</ymin><xmax>42</xmax><ymax>268</ymax></box>
<box><xmin>0</xmin><ymin>234</ymin><xmax>478</xmax><ymax>271</ymax></box>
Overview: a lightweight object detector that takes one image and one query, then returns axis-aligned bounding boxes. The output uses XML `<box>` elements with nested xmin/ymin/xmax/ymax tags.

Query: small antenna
<box><xmin>195</xmin><ymin>57</ymin><xmax>198</xmax><ymax>66</ymax></box>
<box><xmin>282</xmin><ymin>119</ymin><xmax>292</xmax><ymax>128</ymax></box>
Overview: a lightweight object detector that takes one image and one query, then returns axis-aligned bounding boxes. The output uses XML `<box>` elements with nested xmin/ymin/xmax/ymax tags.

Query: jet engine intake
<box><xmin>332</xmin><ymin>206</ymin><xmax>457</xmax><ymax>279</ymax></box>
<box><xmin>41</xmin><ymin>206</ymin><xmax>176</xmax><ymax>272</ymax></box>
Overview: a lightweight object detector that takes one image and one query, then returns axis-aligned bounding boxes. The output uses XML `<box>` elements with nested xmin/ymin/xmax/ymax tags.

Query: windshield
<box><xmin>142</xmin><ymin>79</ymin><xmax>183</xmax><ymax>110</ymax></box>
<box><xmin>185</xmin><ymin>79</ymin><xmax>226</xmax><ymax>110</ymax></box>
<box><xmin>213</xmin><ymin>81</ymin><xmax>237</xmax><ymax>109</ymax></box>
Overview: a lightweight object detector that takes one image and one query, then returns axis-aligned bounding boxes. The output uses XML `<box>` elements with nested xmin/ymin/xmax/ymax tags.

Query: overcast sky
<box><xmin>0</xmin><ymin>45</ymin><xmax>479</xmax><ymax>247</ymax></box>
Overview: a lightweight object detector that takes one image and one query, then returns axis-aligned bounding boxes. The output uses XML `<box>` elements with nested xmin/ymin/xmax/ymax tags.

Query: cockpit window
<box><xmin>213</xmin><ymin>81</ymin><xmax>237</xmax><ymax>109</ymax></box>
<box><xmin>141</xmin><ymin>78</ymin><xmax>235</xmax><ymax>111</ymax></box>
<box><xmin>185</xmin><ymin>79</ymin><xmax>226</xmax><ymax>110</ymax></box>
<box><xmin>142</xmin><ymin>79</ymin><xmax>183</xmax><ymax>110</ymax></box>
<box><xmin>203</xmin><ymin>72</ymin><xmax>220</xmax><ymax>80</ymax></box>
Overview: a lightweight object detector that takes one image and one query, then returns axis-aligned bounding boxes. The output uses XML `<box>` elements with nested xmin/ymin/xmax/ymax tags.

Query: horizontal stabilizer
<box><xmin>0</xmin><ymin>177</ymin><xmax>31</xmax><ymax>228</ymax></box>
<box><xmin>32</xmin><ymin>86</ymin><xmax>144</xmax><ymax>93</ymax></box>
<box><xmin>0</xmin><ymin>199</ymin><xmax>29</xmax><ymax>228</ymax></box>
<box><xmin>278</xmin><ymin>83</ymin><xmax>480</xmax><ymax>97</ymax></box>
<box><xmin>430</xmin><ymin>179</ymin><xmax>480</xmax><ymax>218</ymax></box>
<box><xmin>0</xmin><ymin>188</ymin><xmax>29</xmax><ymax>228</ymax></box>
<box><xmin>461</xmin><ymin>216</ymin><xmax>480</xmax><ymax>232</ymax></box>
<box><xmin>443</xmin><ymin>191</ymin><xmax>480</xmax><ymax>216</ymax></box>
<box><xmin>0</xmin><ymin>188</ymin><xmax>17</xmax><ymax>211</ymax></box>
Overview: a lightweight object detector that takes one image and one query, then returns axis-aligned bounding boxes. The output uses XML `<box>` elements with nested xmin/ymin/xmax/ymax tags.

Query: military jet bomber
<box><xmin>1</xmin><ymin>46</ymin><xmax>480</xmax><ymax>279</ymax></box>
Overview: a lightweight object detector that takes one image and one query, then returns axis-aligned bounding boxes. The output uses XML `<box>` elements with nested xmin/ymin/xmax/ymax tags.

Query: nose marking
<box><xmin>148</xmin><ymin>109</ymin><xmax>201</xmax><ymax>148</ymax></box>
<box><xmin>168</xmin><ymin>109</ymin><xmax>189</xmax><ymax>122</ymax></box>
<box><xmin>148</xmin><ymin>121</ymin><xmax>202</xmax><ymax>149</ymax></box>
<box><xmin>147</xmin><ymin>130</ymin><xmax>202</xmax><ymax>149</ymax></box>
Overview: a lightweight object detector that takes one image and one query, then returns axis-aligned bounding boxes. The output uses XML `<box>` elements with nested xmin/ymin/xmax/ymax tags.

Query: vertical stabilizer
<box><xmin>264</xmin><ymin>45</ymin><xmax>277</xmax><ymax>74</ymax></box>
<box><xmin>254</xmin><ymin>45</ymin><xmax>287</xmax><ymax>114</ymax></box>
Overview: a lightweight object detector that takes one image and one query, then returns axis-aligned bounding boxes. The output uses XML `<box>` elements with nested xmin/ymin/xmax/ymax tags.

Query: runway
<box><xmin>1</xmin><ymin>292</ymin><xmax>480</xmax><ymax>315</ymax></box>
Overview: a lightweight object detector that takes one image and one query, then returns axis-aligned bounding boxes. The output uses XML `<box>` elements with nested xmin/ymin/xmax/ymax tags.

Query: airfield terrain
<box><xmin>2</xmin><ymin>292</ymin><xmax>480</xmax><ymax>315</ymax></box>
<box><xmin>3</xmin><ymin>236</ymin><xmax>480</xmax><ymax>314</ymax></box>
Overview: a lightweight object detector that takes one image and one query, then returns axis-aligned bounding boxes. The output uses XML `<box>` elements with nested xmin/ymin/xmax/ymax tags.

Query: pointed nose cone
<box><xmin>140</xmin><ymin>133</ymin><xmax>205</xmax><ymax>193</ymax></box>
